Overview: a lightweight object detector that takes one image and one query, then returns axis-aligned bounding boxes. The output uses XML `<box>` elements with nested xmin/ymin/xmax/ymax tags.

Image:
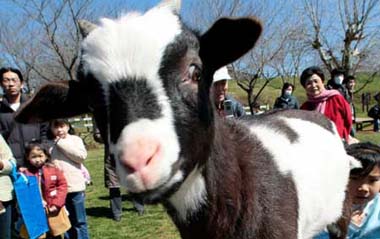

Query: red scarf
<box><xmin>307</xmin><ymin>89</ymin><xmax>340</xmax><ymax>114</ymax></box>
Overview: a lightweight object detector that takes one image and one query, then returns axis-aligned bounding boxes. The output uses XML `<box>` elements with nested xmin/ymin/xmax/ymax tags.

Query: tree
<box><xmin>0</xmin><ymin>0</ymin><xmax>166</xmax><ymax>92</ymax></box>
<box><xmin>303</xmin><ymin>0</ymin><xmax>380</xmax><ymax>77</ymax></box>
<box><xmin>0</xmin><ymin>0</ymin><xmax>99</xmax><ymax>92</ymax></box>
<box><xmin>186</xmin><ymin>0</ymin><xmax>302</xmax><ymax>113</ymax></box>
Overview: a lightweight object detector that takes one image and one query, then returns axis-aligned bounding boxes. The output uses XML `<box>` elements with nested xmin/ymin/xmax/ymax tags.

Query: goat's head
<box><xmin>16</xmin><ymin>0</ymin><xmax>262</xmax><ymax>202</ymax></box>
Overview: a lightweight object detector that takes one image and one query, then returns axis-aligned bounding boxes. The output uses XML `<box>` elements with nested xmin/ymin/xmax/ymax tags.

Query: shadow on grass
<box><xmin>97</xmin><ymin>194</ymin><xmax>133</xmax><ymax>201</ymax></box>
<box><xmin>86</xmin><ymin>206</ymin><xmax>142</xmax><ymax>219</ymax></box>
<box><xmin>86</xmin><ymin>206</ymin><xmax>112</xmax><ymax>218</ymax></box>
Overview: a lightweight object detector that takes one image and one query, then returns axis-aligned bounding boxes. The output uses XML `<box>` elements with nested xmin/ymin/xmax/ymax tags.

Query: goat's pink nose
<box><xmin>120</xmin><ymin>139</ymin><xmax>161</xmax><ymax>173</ymax></box>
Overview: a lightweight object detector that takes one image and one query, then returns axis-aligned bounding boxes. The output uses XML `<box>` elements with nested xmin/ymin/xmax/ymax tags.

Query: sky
<box><xmin>0</xmin><ymin>0</ymin><xmax>379</xmax><ymax>84</ymax></box>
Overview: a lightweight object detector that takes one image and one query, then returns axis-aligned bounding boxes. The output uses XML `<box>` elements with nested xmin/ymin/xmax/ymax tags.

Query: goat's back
<box><xmin>240</xmin><ymin>109</ymin><xmax>350</xmax><ymax>238</ymax></box>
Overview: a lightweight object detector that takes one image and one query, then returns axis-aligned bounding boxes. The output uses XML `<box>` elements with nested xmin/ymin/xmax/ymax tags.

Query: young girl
<box><xmin>346</xmin><ymin>142</ymin><xmax>380</xmax><ymax>238</ymax></box>
<box><xmin>0</xmin><ymin>135</ymin><xmax>16</xmax><ymax>239</ymax></box>
<box><xmin>20</xmin><ymin>141</ymin><xmax>68</xmax><ymax>238</ymax></box>
<box><xmin>48</xmin><ymin>119</ymin><xmax>90</xmax><ymax>239</ymax></box>
<box><xmin>314</xmin><ymin>142</ymin><xmax>380</xmax><ymax>239</ymax></box>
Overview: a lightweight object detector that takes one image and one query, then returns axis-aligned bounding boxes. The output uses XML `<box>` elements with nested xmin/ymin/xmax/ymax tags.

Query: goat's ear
<box><xmin>200</xmin><ymin>17</ymin><xmax>262</xmax><ymax>73</ymax></box>
<box><xmin>15</xmin><ymin>80</ymin><xmax>90</xmax><ymax>123</ymax></box>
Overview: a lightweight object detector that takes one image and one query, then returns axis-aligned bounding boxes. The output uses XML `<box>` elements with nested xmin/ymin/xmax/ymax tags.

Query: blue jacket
<box><xmin>314</xmin><ymin>193</ymin><xmax>380</xmax><ymax>239</ymax></box>
<box><xmin>223</xmin><ymin>95</ymin><xmax>246</xmax><ymax>118</ymax></box>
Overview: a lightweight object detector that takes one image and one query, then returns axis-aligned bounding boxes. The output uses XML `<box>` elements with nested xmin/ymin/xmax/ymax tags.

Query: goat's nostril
<box><xmin>124</xmin><ymin>163</ymin><xmax>136</xmax><ymax>173</ymax></box>
<box><xmin>119</xmin><ymin>141</ymin><xmax>161</xmax><ymax>173</ymax></box>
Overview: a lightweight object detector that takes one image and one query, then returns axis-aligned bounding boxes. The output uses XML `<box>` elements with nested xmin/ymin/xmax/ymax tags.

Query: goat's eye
<box><xmin>188</xmin><ymin>64</ymin><xmax>201</xmax><ymax>82</ymax></box>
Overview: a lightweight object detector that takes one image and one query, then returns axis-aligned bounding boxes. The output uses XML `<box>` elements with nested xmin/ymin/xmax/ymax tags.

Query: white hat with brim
<box><xmin>213</xmin><ymin>66</ymin><xmax>232</xmax><ymax>83</ymax></box>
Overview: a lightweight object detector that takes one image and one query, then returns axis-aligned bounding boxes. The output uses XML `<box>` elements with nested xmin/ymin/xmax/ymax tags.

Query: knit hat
<box><xmin>213</xmin><ymin>66</ymin><xmax>232</xmax><ymax>83</ymax></box>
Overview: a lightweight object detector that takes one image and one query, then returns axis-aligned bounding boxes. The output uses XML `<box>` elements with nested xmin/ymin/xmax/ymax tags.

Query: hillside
<box><xmin>229</xmin><ymin>73</ymin><xmax>380</xmax><ymax>117</ymax></box>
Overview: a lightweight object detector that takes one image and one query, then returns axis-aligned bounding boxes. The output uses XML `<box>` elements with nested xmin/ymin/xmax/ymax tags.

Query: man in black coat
<box><xmin>0</xmin><ymin>67</ymin><xmax>48</xmax><ymax>166</ymax></box>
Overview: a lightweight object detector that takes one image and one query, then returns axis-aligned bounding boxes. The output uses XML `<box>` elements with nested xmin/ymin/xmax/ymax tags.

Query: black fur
<box><xmin>109</xmin><ymin>79</ymin><xmax>162</xmax><ymax>143</ymax></box>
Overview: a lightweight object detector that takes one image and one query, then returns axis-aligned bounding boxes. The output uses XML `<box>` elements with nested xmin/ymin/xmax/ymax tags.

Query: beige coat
<box><xmin>0</xmin><ymin>135</ymin><xmax>15</xmax><ymax>202</ymax></box>
<box><xmin>50</xmin><ymin>134</ymin><xmax>87</xmax><ymax>193</ymax></box>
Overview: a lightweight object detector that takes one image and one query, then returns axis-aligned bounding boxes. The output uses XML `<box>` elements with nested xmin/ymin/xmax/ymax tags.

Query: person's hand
<box><xmin>48</xmin><ymin>205</ymin><xmax>59</xmax><ymax>215</ymax></box>
<box><xmin>348</xmin><ymin>135</ymin><xmax>360</xmax><ymax>145</ymax></box>
<box><xmin>18</xmin><ymin>167</ymin><xmax>27</xmax><ymax>173</ymax></box>
<box><xmin>351</xmin><ymin>210</ymin><xmax>365</xmax><ymax>226</ymax></box>
<box><xmin>54</xmin><ymin>136</ymin><xmax>61</xmax><ymax>143</ymax></box>
<box><xmin>52</xmin><ymin>160</ymin><xmax>61</xmax><ymax>169</ymax></box>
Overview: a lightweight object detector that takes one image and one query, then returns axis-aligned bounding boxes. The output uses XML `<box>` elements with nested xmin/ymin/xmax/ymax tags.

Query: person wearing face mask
<box><xmin>326</xmin><ymin>68</ymin><xmax>350</xmax><ymax>102</ymax></box>
<box><xmin>273</xmin><ymin>82</ymin><xmax>300</xmax><ymax>110</ymax></box>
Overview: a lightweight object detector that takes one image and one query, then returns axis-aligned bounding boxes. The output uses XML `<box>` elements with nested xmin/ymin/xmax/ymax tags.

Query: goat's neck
<box><xmin>167</xmin><ymin>117</ymin><xmax>248</xmax><ymax>239</ymax></box>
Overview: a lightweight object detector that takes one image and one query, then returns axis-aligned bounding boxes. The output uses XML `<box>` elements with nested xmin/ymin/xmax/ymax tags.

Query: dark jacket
<box><xmin>273</xmin><ymin>95</ymin><xmax>300</xmax><ymax>110</ymax></box>
<box><xmin>368</xmin><ymin>104</ymin><xmax>380</xmax><ymax>119</ymax></box>
<box><xmin>326</xmin><ymin>80</ymin><xmax>351</xmax><ymax>103</ymax></box>
<box><xmin>0</xmin><ymin>94</ymin><xmax>48</xmax><ymax>166</ymax></box>
<box><xmin>93</xmin><ymin>119</ymin><xmax>120</xmax><ymax>188</ymax></box>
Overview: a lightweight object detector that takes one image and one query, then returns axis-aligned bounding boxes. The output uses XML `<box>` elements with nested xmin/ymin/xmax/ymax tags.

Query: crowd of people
<box><xmin>0</xmin><ymin>68</ymin><xmax>90</xmax><ymax>239</ymax></box>
<box><xmin>0</xmin><ymin>63</ymin><xmax>379</xmax><ymax>239</ymax></box>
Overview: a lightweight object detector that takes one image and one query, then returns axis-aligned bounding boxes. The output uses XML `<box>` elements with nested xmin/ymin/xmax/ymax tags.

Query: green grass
<box><xmin>85</xmin><ymin>147</ymin><xmax>180</xmax><ymax>239</ymax></box>
<box><xmin>355</xmin><ymin>126</ymin><xmax>380</xmax><ymax>144</ymax></box>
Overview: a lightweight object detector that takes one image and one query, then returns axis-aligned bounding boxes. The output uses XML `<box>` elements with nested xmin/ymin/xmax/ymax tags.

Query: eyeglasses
<box><xmin>2</xmin><ymin>77</ymin><xmax>20</xmax><ymax>83</ymax></box>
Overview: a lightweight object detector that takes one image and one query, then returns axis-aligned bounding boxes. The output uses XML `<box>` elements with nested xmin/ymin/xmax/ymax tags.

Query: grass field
<box><xmin>84</xmin><ymin>122</ymin><xmax>380</xmax><ymax>239</ymax></box>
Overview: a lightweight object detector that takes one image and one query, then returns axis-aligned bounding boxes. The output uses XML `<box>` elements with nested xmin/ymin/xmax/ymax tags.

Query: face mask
<box><xmin>284</xmin><ymin>90</ymin><xmax>292</xmax><ymax>97</ymax></box>
<box><xmin>334</xmin><ymin>75</ymin><xmax>344</xmax><ymax>85</ymax></box>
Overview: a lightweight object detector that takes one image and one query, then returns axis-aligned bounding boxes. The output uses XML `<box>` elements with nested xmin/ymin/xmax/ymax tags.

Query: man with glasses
<box><xmin>0</xmin><ymin>67</ymin><xmax>48</xmax><ymax>167</ymax></box>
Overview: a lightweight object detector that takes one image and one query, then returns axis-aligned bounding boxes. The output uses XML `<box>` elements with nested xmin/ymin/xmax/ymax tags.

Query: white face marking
<box><xmin>248</xmin><ymin>118</ymin><xmax>350</xmax><ymax>239</ymax></box>
<box><xmin>169</xmin><ymin>165</ymin><xmax>207</xmax><ymax>223</ymax></box>
<box><xmin>81</xmin><ymin>6</ymin><xmax>183</xmax><ymax>194</ymax></box>
<box><xmin>81</xmin><ymin>7</ymin><xmax>182</xmax><ymax>83</ymax></box>
<box><xmin>113</xmin><ymin>118</ymin><xmax>180</xmax><ymax>192</ymax></box>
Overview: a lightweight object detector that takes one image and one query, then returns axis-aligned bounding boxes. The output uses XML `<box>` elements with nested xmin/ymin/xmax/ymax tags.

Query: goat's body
<box><xmin>16</xmin><ymin>2</ymin><xmax>351</xmax><ymax>238</ymax></box>
<box><xmin>167</xmin><ymin>110</ymin><xmax>350</xmax><ymax>239</ymax></box>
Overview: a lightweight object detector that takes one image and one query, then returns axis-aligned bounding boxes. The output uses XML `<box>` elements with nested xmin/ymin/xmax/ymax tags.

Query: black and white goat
<box><xmin>16</xmin><ymin>0</ymin><xmax>352</xmax><ymax>238</ymax></box>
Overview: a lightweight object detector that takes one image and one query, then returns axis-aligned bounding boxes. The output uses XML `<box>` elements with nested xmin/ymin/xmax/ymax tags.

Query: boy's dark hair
<box><xmin>0</xmin><ymin>67</ymin><xmax>24</xmax><ymax>82</ymax></box>
<box><xmin>347</xmin><ymin>142</ymin><xmax>380</xmax><ymax>178</ymax></box>
<box><xmin>344</xmin><ymin>75</ymin><xmax>356</xmax><ymax>85</ymax></box>
<box><xmin>47</xmin><ymin>118</ymin><xmax>75</xmax><ymax>139</ymax></box>
<box><xmin>300</xmin><ymin>66</ymin><xmax>325</xmax><ymax>87</ymax></box>
<box><xmin>24</xmin><ymin>140</ymin><xmax>52</xmax><ymax>168</ymax></box>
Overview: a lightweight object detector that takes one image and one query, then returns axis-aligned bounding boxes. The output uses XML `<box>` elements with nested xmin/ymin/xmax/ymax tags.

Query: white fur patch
<box><xmin>114</xmin><ymin>118</ymin><xmax>180</xmax><ymax>192</ymax></box>
<box><xmin>80</xmin><ymin>6</ymin><xmax>184</xmax><ymax>194</ymax></box>
<box><xmin>81</xmin><ymin>6</ymin><xmax>181</xmax><ymax>84</ymax></box>
<box><xmin>249</xmin><ymin>118</ymin><xmax>350</xmax><ymax>239</ymax></box>
<box><xmin>169</xmin><ymin>165</ymin><xmax>207</xmax><ymax>223</ymax></box>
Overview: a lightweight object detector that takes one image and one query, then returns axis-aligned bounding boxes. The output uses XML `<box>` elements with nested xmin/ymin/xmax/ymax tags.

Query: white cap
<box><xmin>213</xmin><ymin>66</ymin><xmax>232</xmax><ymax>83</ymax></box>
